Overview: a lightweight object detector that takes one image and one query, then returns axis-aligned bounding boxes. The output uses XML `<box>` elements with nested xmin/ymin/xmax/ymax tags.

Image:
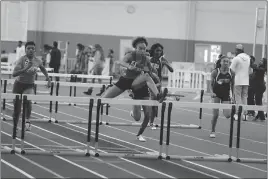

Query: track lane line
<box><xmin>32</xmin><ymin>105</ymin><xmax>266</xmax><ymax>175</ymax></box>
<box><xmin>73</xmin><ymin>105</ymin><xmax>266</xmax><ymax>157</ymax></box>
<box><xmin>2</xmin><ymin>146</ymin><xmax>64</xmax><ymax>178</ymax></box>
<box><xmin>4</xmin><ymin>101</ymin><xmax>261</xmax><ymax>177</ymax></box>
<box><xmin>2</xmin><ymin>117</ymin><xmax>173</xmax><ymax>179</ymax></box>
<box><xmin>1</xmin><ymin>129</ymin><xmax>108</xmax><ymax>179</ymax></box>
<box><xmin>1</xmin><ymin>159</ymin><xmax>35</xmax><ymax>179</ymax></box>
<box><xmin>111</xmin><ymin>106</ymin><xmax>266</xmax><ymax>145</ymax></box>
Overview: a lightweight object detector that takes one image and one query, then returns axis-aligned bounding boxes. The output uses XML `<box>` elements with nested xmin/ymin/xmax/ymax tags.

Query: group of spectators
<box><xmin>70</xmin><ymin>43</ymin><xmax>114</xmax><ymax>96</ymax></box>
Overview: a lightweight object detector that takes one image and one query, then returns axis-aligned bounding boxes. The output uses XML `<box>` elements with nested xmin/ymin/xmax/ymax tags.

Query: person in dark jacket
<box><xmin>49</xmin><ymin>41</ymin><xmax>61</xmax><ymax>81</ymax></box>
<box><xmin>247</xmin><ymin>55</ymin><xmax>256</xmax><ymax>116</ymax></box>
<box><xmin>251</xmin><ymin>57</ymin><xmax>267</xmax><ymax>121</ymax></box>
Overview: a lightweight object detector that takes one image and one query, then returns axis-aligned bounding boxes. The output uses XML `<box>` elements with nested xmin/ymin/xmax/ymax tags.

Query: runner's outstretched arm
<box><xmin>162</xmin><ymin>57</ymin><xmax>173</xmax><ymax>72</ymax></box>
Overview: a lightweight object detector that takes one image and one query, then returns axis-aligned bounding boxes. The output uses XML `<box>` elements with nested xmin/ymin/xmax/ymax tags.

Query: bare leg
<box><xmin>101</xmin><ymin>85</ymin><xmax>124</xmax><ymax>98</ymax></box>
<box><xmin>132</xmin><ymin>105</ymin><xmax>142</xmax><ymax>122</ymax></box>
<box><xmin>132</xmin><ymin>73</ymin><xmax>159</xmax><ymax>97</ymax></box>
<box><xmin>222</xmin><ymin>101</ymin><xmax>231</xmax><ymax>118</ymax></box>
<box><xmin>210</xmin><ymin>97</ymin><xmax>220</xmax><ymax>137</ymax></box>
<box><xmin>137</xmin><ymin>105</ymin><xmax>152</xmax><ymax>136</ymax></box>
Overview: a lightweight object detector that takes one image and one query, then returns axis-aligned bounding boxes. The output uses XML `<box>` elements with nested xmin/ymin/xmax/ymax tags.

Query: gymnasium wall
<box><xmin>2</xmin><ymin>1</ymin><xmax>267</xmax><ymax>63</ymax></box>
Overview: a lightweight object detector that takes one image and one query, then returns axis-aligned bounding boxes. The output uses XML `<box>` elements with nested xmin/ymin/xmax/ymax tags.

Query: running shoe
<box><xmin>150</xmin><ymin>123</ymin><xmax>157</xmax><ymax>130</ymax></box>
<box><xmin>25</xmin><ymin>122</ymin><xmax>31</xmax><ymax>131</ymax></box>
<box><xmin>209</xmin><ymin>132</ymin><xmax>216</xmax><ymax>138</ymax></box>
<box><xmin>137</xmin><ymin>135</ymin><xmax>146</xmax><ymax>142</ymax></box>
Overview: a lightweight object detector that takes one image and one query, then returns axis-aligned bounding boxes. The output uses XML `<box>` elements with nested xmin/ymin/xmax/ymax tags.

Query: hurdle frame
<box><xmin>99</xmin><ymin>88</ymin><xmax>203</xmax><ymax>129</ymax></box>
<box><xmin>92</xmin><ymin>98</ymin><xmax>166</xmax><ymax>159</ymax></box>
<box><xmin>234</xmin><ymin>105</ymin><xmax>267</xmax><ymax>164</ymax></box>
<box><xmin>19</xmin><ymin>95</ymin><xmax>94</xmax><ymax>156</ymax></box>
<box><xmin>164</xmin><ymin>102</ymin><xmax>235</xmax><ymax>162</ymax></box>
<box><xmin>1</xmin><ymin>93</ymin><xmax>20</xmax><ymax>154</ymax></box>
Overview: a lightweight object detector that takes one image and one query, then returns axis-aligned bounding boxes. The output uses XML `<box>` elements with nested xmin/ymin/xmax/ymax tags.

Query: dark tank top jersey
<box><xmin>150</xmin><ymin>57</ymin><xmax>163</xmax><ymax>80</ymax></box>
<box><xmin>124</xmin><ymin>51</ymin><xmax>149</xmax><ymax>79</ymax></box>
<box><xmin>213</xmin><ymin>68</ymin><xmax>232</xmax><ymax>96</ymax></box>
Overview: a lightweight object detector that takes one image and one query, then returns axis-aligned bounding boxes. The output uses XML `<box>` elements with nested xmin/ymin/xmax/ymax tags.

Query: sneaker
<box><xmin>209</xmin><ymin>132</ymin><xmax>216</xmax><ymax>138</ymax></box>
<box><xmin>150</xmin><ymin>123</ymin><xmax>157</xmax><ymax>130</ymax></box>
<box><xmin>234</xmin><ymin>114</ymin><xmax>238</xmax><ymax>121</ymax></box>
<box><xmin>25</xmin><ymin>122</ymin><xmax>31</xmax><ymax>131</ymax></box>
<box><xmin>137</xmin><ymin>135</ymin><xmax>146</xmax><ymax>142</ymax></box>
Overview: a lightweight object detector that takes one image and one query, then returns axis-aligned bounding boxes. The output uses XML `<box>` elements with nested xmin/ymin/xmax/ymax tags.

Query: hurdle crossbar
<box><xmin>1</xmin><ymin>71</ymin><xmax>113</xmax><ymax>80</ymax></box>
<box><xmin>58</xmin><ymin>82</ymin><xmax>107</xmax><ymax>88</ymax></box>
<box><xmin>235</xmin><ymin>157</ymin><xmax>267</xmax><ymax>164</ymax></box>
<box><xmin>15</xmin><ymin>147</ymin><xmax>88</xmax><ymax>156</ymax></box>
<box><xmin>164</xmin><ymin>154</ymin><xmax>231</xmax><ymax>162</ymax></box>
<box><xmin>89</xmin><ymin>150</ymin><xmax>159</xmax><ymax>159</ymax></box>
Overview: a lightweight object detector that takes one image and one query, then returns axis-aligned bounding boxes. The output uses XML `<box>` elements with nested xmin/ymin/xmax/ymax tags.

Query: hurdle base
<box><xmin>3</xmin><ymin>118</ymin><xmax>53</xmax><ymax>123</ymax></box>
<box><xmin>235</xmin><ymin>157</ymin><xmax>267</xmax><ymax>164</ymax></box>
<box><xmin>165</xmin><ymin>155</ymin><xmax>231</xmax><ymax>162</ymax></box>
<box><xmin>90</xmin><ymin>151</ymin><xmax>158</xmax><ymax>159</ymax></box>
<box><xmin>1</xmin><ymin>148</ymin><xmax>13</xmax><ymax>154</ymax></box>
<box><xmin>15</xmin><ymin>148</ymin><xmax>90</xmax><ymax>156</ymax></box>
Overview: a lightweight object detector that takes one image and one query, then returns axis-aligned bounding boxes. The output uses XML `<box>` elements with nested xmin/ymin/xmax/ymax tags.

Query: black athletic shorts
<box><xmin>114</xmin><ymin>76</ymin><xmax>135</xmax><ymax>91</ymax></box>
<box><xmin>215</xmin><ymin>93</ymin><xmax>230</xmax><ymax>102</ymax></box>
<box><xmin>132</xmin><ymin>85</ymin><xmax>150</xmax><ymax>99</ymax></box>
<box><xmin>12</xmin><ymin>80</ymin><xmax>35</xmax><ymax>94</ymax></box>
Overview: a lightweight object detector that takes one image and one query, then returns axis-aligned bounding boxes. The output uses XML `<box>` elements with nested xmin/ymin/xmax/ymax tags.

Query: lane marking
<box><xmin>2</xmin><ymin>119</ymin><xmax>167</xmax><ymax>179</ymax></box>
<box><xmin>1</xmin><ymin>159</ymin><xmax>35</xmax><ymax>179</ymax></box>
<box><xmin>3</xmin><ymin>146</ymin><xmax>64</xmax><ymax>178</ymax></box>
<box><xmin>1</xmin><ymin>130</ymin><xmax>108</xmax><ymax>179</ymax></box>
<box><xmin>111</xmin><ymin>106</ymin><xmax>267</xmax><ymax>145</ymax></box>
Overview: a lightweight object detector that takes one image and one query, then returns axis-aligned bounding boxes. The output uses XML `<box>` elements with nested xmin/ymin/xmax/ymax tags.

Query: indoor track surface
<box><xmin>1</xmin><ymin>83</ymin><xmax>267</xmax><ymax>178</ymax></box>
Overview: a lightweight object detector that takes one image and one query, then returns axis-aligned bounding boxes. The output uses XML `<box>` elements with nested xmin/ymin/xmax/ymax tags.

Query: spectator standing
<box><xmin>230</xmin><ymin>44</ymin><xmax>251</xmax><ymax>121</ymax></box>
<box><xmin>49</xmin><ymin>41</ymin><xmax>61</xmax><ymax>81</ymax></box>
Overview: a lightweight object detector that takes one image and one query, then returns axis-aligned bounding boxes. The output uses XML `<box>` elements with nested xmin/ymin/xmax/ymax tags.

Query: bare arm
<box><xmin>162</xmin><ymin>57</ymin><xmax>174</xmax><ymax>72</ymax></box>
<box><xmin>119</xmin><ymin>53</ymin><xmax>133</xmax><ymax>68</ymax></box>
<box><xmin>210</xmin><ymin>69</ymin><xmax>217</xmax><ymax>94</ymax></box>
<box><xmin>39</xmin><ymin>64</ymin><xmax>50</xmax><ymax>81</ymax></box>
<box><xmin>230</xmin><ymin>69</ymin><xmax>235</xmax><ymax>100</ymax></box>
<box><xmin>12</xmin><ymin>57</ymin><xmax>31</xmax><ymax>77</ymax></box>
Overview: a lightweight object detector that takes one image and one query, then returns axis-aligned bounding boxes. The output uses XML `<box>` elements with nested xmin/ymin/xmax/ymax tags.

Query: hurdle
<box><xmin>234</xmin><ymin>105</ymin><xmax>267</xmax><ymax>164</ymax></box>
<box><xmin>1</xmin><ymin>93</ymin><xmax>19</xmax><ymax>154</ymax></box>
<box><xmin>164</xmin><ymin>101</ymin><xmax>236</xmax><ymax>162</ymax></box>
<box><xmin>99</xmin><ymin>88</ymin><xmax>203</xmax><ymax>129</ymax></box>
<box><xmin>18</xmin><ymin>94</ymin><xmax>95</xmax><ymax>156</ymax></box>
<box><xmin>91</xmin><ymin>98</ymin><xmax>166</xmax><ymax>159</ymax></box>
<box><xmin>1</xmin><ymin>79</ymin><xmax>55</xmax><ymax>123</ymax></box>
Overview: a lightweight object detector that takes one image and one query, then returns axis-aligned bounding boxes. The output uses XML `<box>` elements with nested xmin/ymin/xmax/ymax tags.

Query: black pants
<box><xmin>54</xmin><ymin>66</ymin><xmax>60</xmax><ymax>81</ymax></box>
<box><xmin>253</xmin><ymin>85</ymin><xmax>266</xmax><ymax>120</ymax></box>
<box><xmin>247</xmin><ymin>87</ymin><xmax>255</xmax><ymax>115</ymax></box>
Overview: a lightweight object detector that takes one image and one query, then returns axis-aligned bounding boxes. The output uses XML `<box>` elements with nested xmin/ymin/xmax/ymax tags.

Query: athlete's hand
<box><xmin>46</xmin><ymin>79</ymin><xmax>51</xmax><ymax>88</ymax></box>
<box><xmin>127</xmin><ymin>63</ymin><xmax>137</xmax><ymax>71</ymax></box>
<box><xmin>27</xmin><ymin>67</ymin><xmax>39</xmax><ymax>74</ymax></box>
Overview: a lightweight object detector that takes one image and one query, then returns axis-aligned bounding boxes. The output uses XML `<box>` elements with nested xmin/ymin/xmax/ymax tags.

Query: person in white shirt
<box><xmin>229</xmin><ymin>44</ymin><xmax>251</xmax><ymax>120</ymax></box>
<box><xmin>15</xmin><ymin>41</ymin><xmax>25</xmax><ymax>62</ymax></box>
